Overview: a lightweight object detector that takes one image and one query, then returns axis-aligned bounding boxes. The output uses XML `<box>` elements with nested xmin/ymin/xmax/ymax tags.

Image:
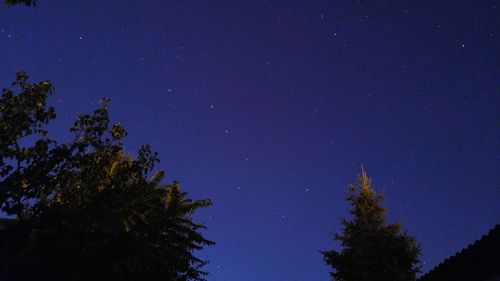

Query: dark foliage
<box><xmin>5</xmin><ymin>0</ymin><xmax>35</xmax><ymax>6</ymax></box>
<box><xmin>0</xmin><ymin>73</ymin><xmax>213</xmax><ymax>281</ymax></box>
<box><xmin>322</xmin><ymin>168</ymin><xmax>421</xmax><ymax>281</ymax></box>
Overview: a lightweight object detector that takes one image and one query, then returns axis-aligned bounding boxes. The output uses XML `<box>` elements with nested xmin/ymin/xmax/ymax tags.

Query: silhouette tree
<box><xmin>5</xmin><ymin>0</ymin><xmax>35</xmax><ymax>6</ymax></box>
<box><xmin>322</xmin><ymin>168</ymin><xmax>421</xmax><ymax>281</ymax></box>
<box><xmin>0</xmin><ymin>72</ymin><xmax>213</xmax><ymax>281</ymax></box>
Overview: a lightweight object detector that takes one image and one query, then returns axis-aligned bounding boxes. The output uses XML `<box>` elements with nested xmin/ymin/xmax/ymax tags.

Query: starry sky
<box><xmin>1</xmin><ymin>1</ymin><xmax>499</xmax><ymax>280</ymax></box>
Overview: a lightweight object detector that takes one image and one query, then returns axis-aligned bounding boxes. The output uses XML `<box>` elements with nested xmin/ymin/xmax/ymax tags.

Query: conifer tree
<box><xmin>322</xmin><ymin>168</ymin><xmax>421</xmax><ymax>281</ymax></box>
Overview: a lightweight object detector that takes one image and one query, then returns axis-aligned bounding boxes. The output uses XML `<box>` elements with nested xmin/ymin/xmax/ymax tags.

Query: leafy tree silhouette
<box><xmin>5</xmin><ymin>0</ymin><xmax>35</xmax><ymax>6</ymax></box>
<box><xmin>0</xmin><ymin>73</ymin><xmax>213</xmax><ymax>281</ymax></box>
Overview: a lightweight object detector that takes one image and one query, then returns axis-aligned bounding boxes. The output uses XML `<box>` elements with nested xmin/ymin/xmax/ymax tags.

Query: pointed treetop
<box><xmin>358</xmin><ymin>165</ymin><xmax>372</xmax><ymax>190</ymax></box>
<box><xmin>323</xmin><ymin>167</ymin><xmax>421</xmax><ymax>281</ymax></box>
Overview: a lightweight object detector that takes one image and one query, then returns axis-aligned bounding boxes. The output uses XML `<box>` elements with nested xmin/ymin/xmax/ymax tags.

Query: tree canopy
<box><xmin>322</xmin><ymin>168</ymin><xmax>421</xmax><ymax>281</ymax></box>
<box><xmin>0</xmin><ymin>72</ymin><xmax>213</xmax><ymax>281</ymax></box>
<box><xmin>5</xmin><ymin>0</ymin><xmax>35</xmax><ymax>6</ymax></box>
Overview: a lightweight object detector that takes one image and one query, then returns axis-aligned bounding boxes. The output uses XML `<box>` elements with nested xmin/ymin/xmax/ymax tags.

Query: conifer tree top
<box><xmin>323</xmin><ymin>168</ymin><xmax>421</xmax><ymax>281</ymax></box>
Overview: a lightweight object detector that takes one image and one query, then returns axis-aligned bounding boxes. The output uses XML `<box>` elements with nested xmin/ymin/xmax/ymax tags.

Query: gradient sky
<box><xmin>1</xmin><ymin>1</ymin><xmax>499</xmax><ymax>280</ymax></box>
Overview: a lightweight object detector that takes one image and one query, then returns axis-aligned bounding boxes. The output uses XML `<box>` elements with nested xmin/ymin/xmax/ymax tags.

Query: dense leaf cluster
<box><xmin>5</xmin><ymin>0</ymin><xmax>35</xmax><ymax>6</ymax></box>
<box><xmin>0</xmin><ymin>73</ymin><xmax>213</xmax><ymax>281</ymax></box>
<box><xmin>322</xmin><ymin>169</ymin><xmax>421</xmax><ymax>281</ymax></box>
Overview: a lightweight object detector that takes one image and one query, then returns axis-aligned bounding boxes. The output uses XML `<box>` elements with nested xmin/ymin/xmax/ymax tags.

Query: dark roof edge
<box><xmin>418</xmin><ymin>224</ymin><xmax>500</xmax><ymax>280</ymax></box>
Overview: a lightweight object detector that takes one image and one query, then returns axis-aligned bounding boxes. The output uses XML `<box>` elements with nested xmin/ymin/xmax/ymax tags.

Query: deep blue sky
<box><xmin>1</xmin><ymin>1</ymin><xmax>498</xmax><ymax>280</ymax></box>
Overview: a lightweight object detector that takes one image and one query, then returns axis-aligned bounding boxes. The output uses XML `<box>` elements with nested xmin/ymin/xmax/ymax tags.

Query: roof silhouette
<box><xmin>418</xmin><ymin>224</ymin><xmax>500</xmax><ymax>281</ymax></box>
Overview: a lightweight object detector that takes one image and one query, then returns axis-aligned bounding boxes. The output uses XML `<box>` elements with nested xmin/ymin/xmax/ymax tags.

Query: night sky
<box><xmin>1</xmin><ymin>1</ymin><xmax>499</xmax><ymax>280</ymax></box>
